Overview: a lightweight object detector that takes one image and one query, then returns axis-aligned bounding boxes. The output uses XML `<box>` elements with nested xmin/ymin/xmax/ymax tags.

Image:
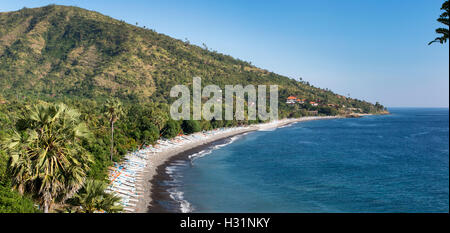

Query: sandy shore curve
<box><xmin>127</xmin><ymin>116</ymin><xmax>341</xmax><ymax>212</ymax></box>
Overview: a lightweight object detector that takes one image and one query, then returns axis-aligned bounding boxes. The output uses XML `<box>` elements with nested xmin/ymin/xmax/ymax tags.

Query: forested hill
<box><xmin>0</xmin><ymin>5</ymin><xmax>388</xmax><ymax>213</ymax></box>
<box><xmin>0</xmin><ymin>5</ymin><xmax>385</xmax><ymax>113</ymax></box>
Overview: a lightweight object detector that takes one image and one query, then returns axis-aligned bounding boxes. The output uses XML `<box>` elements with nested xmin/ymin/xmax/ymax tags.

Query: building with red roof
<box><xmin>286</xmin><ymin>96</ymin><xmax>297</xmax><ymax>104</ymax></box>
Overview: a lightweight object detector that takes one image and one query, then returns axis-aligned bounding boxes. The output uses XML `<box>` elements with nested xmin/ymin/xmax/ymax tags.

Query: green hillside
<box><xmin>0</xmin><ymin>5</ymin><xmax>385</xmax><ymax>113</ymax></box>
<box><xmin>0</xmin><ymin>5</ymin><xmax>387</xmax><ymax>212</ymax></box>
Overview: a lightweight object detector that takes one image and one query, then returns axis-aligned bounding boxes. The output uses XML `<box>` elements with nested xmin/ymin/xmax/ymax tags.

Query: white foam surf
<box><xmin>165</xmin><ymin>133</ymin><xmax>245</xmax><ymax>213</ymax></box>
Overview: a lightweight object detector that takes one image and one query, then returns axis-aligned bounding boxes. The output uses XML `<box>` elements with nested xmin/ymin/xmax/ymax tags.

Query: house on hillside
<box><xmin>296</xmin><ymin>98</ymin><xmax>305</xmax><ymax>104</ymax></box>
<box><xmin>310</xmin><ymin>101</ymin><xmax>318</xmax><ymax>106</ymax></box>
<box><xmin>286</xmin><ymin>96</ymin><xmax>297</xmax><ymax>104</ymax></box>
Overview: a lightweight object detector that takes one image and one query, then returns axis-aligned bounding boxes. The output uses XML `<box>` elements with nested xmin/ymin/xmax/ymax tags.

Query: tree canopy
<box><xmin>429</xmin><ymin>0</ymin><xmax>449</xmax><ymax>45</ymax></box>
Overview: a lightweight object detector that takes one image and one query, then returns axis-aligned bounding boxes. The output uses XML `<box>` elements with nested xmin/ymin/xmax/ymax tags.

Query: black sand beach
<box><xmin>147</xmin><ymin>135</ymin><xmax>242</xmax><ymax>212</ymax></box>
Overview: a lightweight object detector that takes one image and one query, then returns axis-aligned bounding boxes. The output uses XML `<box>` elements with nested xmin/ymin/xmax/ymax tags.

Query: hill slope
<box><xmin>0</xmin><ymin>5</ymin><xmax>385</xmax><ymax>113</ymax></box>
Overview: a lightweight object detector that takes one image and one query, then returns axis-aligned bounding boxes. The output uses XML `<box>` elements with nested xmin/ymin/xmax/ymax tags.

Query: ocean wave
<box><xmin>410</xmin><ymin>131</ymin><xmax>430</xmax><ymax>137</ymax></box>
<box><xmin>345</xmin><ymin>122</ymin><xmax>379</xmax><ymax>127</ymax></box>
<box><xmin>167</xmin><ymin>187</ymin><xmax>194</xmax><ymax>213</ymax></box>
<box><xmin>277</xmin><ymin>123</ymin><xmax>295</xmax><ymax>129</ymax></box>
<box><xmin>165</xmin><ymin>135</ymin><xmax>244</xmax><ymax>212</ymax></box>
<box><xmin>188</xmin><ymin>134</ymin><xmax>243</xmax><ymax>161</ymax></box>
<box><xmin>258</xmin><ymin>128</ymin><xmax>277</xmax><ymax>131</ymax></box>
<box><xmin>165</xmin><ymin>161</ymin><xmax>194</xmax><ymax>213</ymax></box>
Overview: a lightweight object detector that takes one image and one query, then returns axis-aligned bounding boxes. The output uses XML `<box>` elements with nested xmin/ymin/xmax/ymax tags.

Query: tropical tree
<box><xmin>65</xmin><ymin>179</ymin><xmax>122</xmax><ymax>213</ymax></box>
<box><xmin>181</xmin><ymin>120</ymin><xmax>201</xmax><ymax>134</ymax></box>
<box><xmin>150</xmin><ymin>108</ymin><xmax>169</xmax><ymax>131</ymax></box>
<box><xmin>161</xmin><ymin>119</ymin><xmax>181</xmax><ymax>138</ymax></box>
<box><xmin>429</xmin><ymin>0</ymin><xmax>449</xmax><ymax>45</ymax></box>
<box><xmin>0</xmin><ymin>103</ymin><xmax>92</xmax><ymax>213</ymax></box>
<box><xmin>104</xmin><ymin>99</ymin><xmax>124</xmax><ymax>161</ymax></box>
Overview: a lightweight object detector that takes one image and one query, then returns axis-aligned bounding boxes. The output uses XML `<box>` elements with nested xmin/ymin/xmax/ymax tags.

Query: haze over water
<box><xmin>166</xmin><ymin>108</ymin><xmax>449</xmax><ymax>213</ymax></box>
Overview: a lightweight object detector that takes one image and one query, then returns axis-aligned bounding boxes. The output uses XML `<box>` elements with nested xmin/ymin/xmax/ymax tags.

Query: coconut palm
<box><xmin>151</xmin><ymin>108</ymin><xmax>169</xmax><ymax>131</ymax></box>
<box><xmin>429</xmin><ymin>0</ymin><xmax>449</xmax><ymax>45</ymax></box>
<box><xmin>66</xmin><ymin>179</ymin><xmax>122</xmax><ymax>213</ymax></box>
<box><xmin>1</xmin><ymin>103</ymin><xmax>92</xmax><ymax>213</ymax></box>
<box><xmin>104</xmin><ymin>98</ymin><xmax>124</xmax><ymax>161</ymax></box>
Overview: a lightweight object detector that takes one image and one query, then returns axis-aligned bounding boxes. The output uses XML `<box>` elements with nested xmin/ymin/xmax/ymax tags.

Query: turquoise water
<box><xmin>166</xmin><ymin>108</ymin><xmax>449</xmax><ymax>213</ymax></box>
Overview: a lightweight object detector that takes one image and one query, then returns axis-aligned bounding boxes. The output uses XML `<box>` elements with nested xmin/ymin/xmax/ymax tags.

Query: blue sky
<box><xmin>1</xmin><ymin>0</ymin><xmax>449</xmax><ymax>107</ymax></box>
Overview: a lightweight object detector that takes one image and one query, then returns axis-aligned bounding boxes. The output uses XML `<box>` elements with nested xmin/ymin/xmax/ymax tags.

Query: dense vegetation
<box><xmin>0</xmin><ymin>5</ymin><xmax>385</xmax><ymax>113</ymax></box>
<box><xmin>0</xmin><ymin>5</ymin><xmax>387</xmax><ymax>212</ymax></box>
<box><xmin>429</xmin><ymin>0</ymin><xmax>449</xmax><ymax>45</ymax></box>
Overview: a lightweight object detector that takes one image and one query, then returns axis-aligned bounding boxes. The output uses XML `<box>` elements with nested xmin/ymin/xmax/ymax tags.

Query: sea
<box><xmin>160</xmin><ymin>108</ymin><xmax>449</xmax><ymax>213</ymax></box>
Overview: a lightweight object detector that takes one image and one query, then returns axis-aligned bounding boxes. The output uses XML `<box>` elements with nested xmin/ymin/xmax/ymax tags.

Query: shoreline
<box><xmin>133</xmin><ymin>126</ymin><xmax>255</xmax><ymax>212</ymax></box>
<box><xmin>132</xmin><ymin>116</ymin><xmax>341</xmax><ymax>213</ymax></box>
<box><xmin>147</xmin><ymin>134</ymin><xmax>241</xmax><ymax>212</ymax></box>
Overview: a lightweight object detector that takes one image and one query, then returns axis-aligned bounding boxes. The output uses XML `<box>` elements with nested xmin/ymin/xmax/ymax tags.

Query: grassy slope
<box><xmin>0</xmin><ymin>5</ymin><xmax>383</xmax><ymax>113</ymax></box>
<box><xmin>0</xmin><ymin>5</ymin><xmax>388</xmax><ymax>212</ymax></box>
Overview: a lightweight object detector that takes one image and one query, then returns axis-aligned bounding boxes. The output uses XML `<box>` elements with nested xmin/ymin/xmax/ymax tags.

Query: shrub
<box><xmin>162</xmin><ymin>119</ymin><xmax>181</xmax><ymax>138</ymax></box>
<box><xmin>0</xmin><ymin>186</ymin><xmax>40</xmax><ymax>213</ymax></box>
<box><xmin>142</xmin><ymin>124</ymin><xmax>159</xmax><ymax>145</ymax></box>
<box><xmin>181</xmin><ymin>120</ymin><xmax>201</xmax><ymax>134</ymax></box>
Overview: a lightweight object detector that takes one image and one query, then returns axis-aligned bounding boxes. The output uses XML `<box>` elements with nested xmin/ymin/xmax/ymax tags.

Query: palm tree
<box><xmin>104</xmin><ymin>98</ymin><xmax>124</xmax><ymax>161</ymax></box>
<box><xmin>151</xmin><ymin>108</ymin><xmax>168</xmax><ymax>131</ymax></box>
<box><xmin>66</xmin><ymin>179</ymin><xmax>122</xmax><ymax>213</ymax></box>
<box><xmin>429</xmin><ymin>0</ymin><xmax>449</xmax><ymax>45</ymax></box>
<box><xmin>1</xmin><ymin>103</ymin><xmax>92</xmax><ymax>213</ymax></box>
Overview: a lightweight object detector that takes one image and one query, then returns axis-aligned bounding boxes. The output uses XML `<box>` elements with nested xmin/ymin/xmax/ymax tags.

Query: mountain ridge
<box><xmin>0</xmin><ymin>4</ymin><xmax>385</xmax><ymax>114</ymax></box>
